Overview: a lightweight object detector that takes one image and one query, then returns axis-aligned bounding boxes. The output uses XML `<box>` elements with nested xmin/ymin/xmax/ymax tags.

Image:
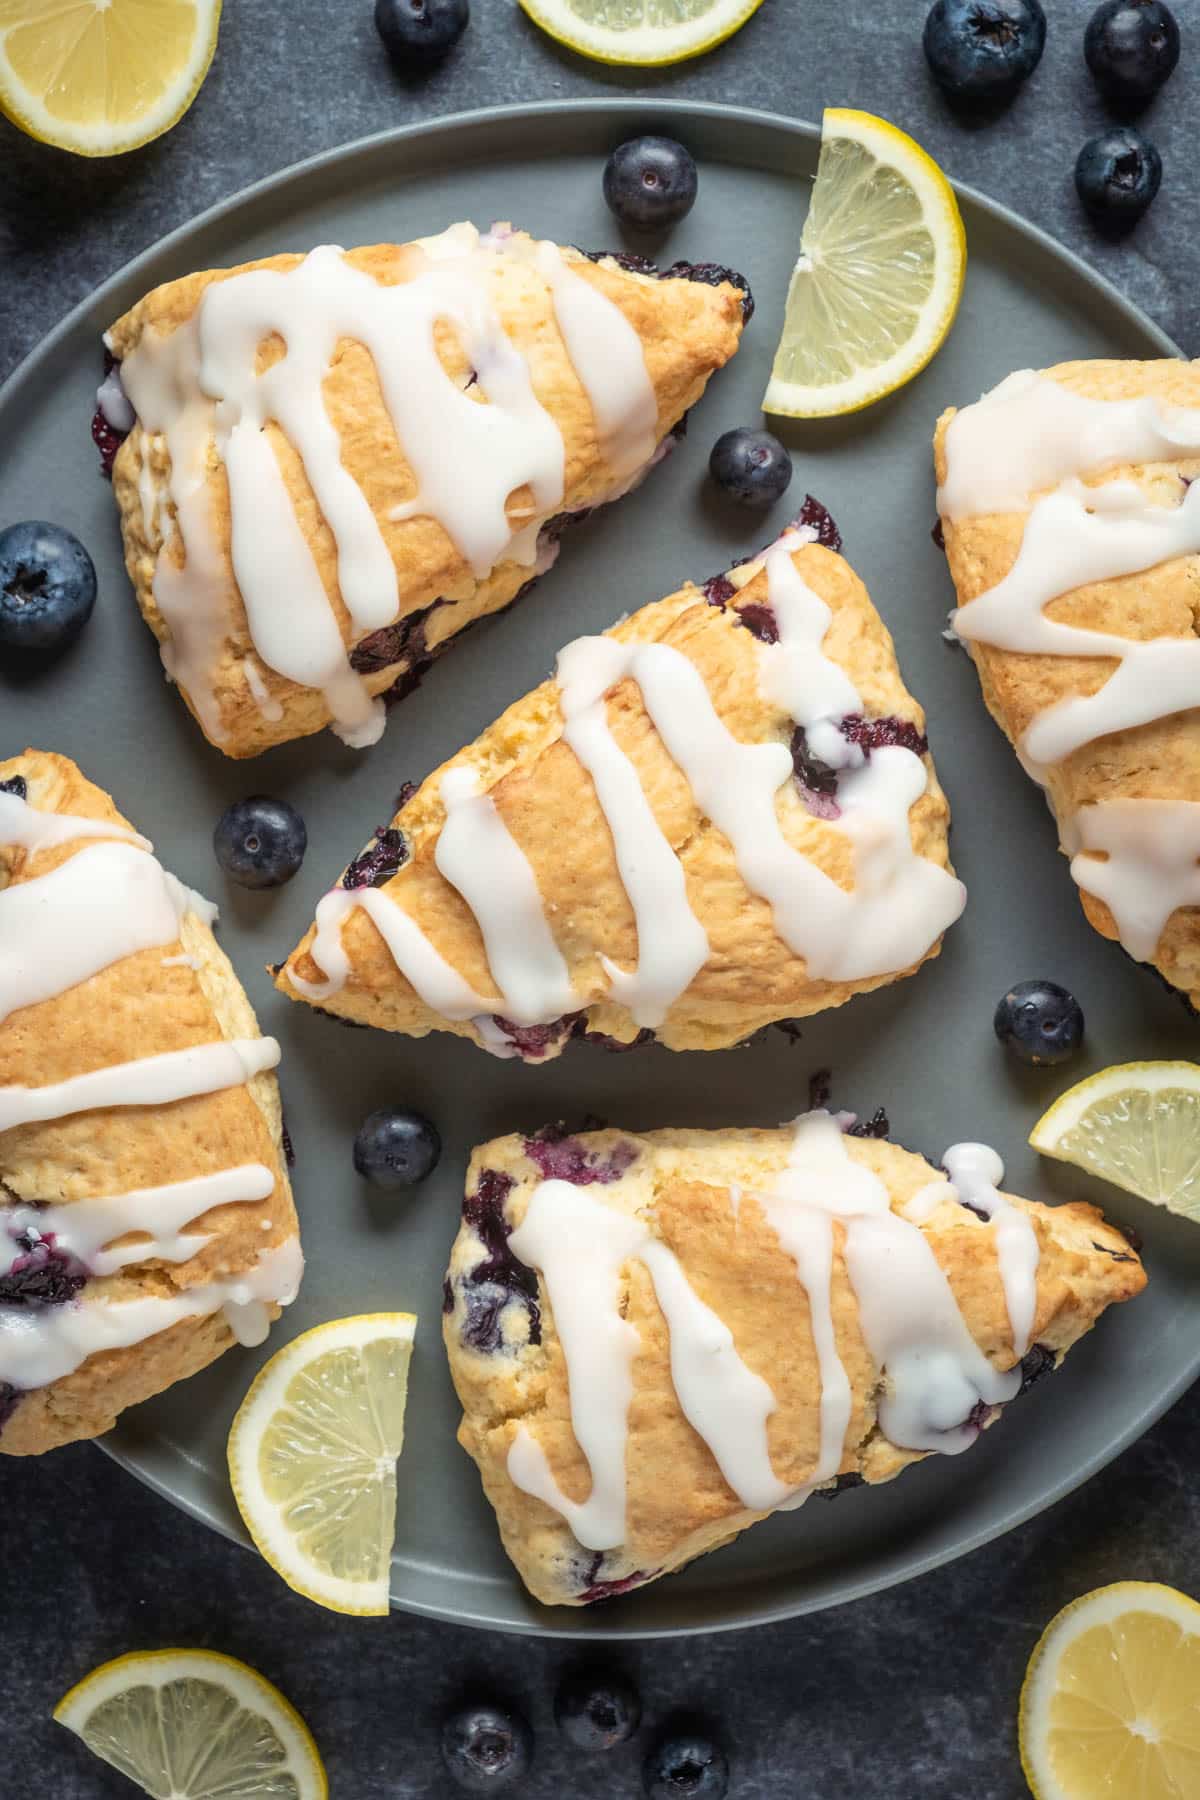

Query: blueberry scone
<box><xmin>936</xmin><ymin>361</ymin><xmax>1200</xmax><ymax>1007</ymax></box>
<box><xmin>0</xmin><ymin>751</ymin><xmax>301</xmax><ymax>1455</ymax></box>
<box><xmin>444</xmin><ymin>1114</ymin><xmax>1145</xmax><ymax>1607</ymax></box>
<box><xmin>99</xmin><ymin>225</ymin><xmax>748</xmax><ymax>757</ymax></box>
<box><xmin>276</xmin><ymin>507</ymin><xmax>966</xmax><ymax>1060</ymax></box>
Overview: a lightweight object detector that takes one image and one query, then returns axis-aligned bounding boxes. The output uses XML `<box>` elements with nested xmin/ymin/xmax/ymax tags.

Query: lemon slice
<box><xmin>1019</xmin><ymin>1583</ymin><xmax>1200</xmax><ymax>1799</ymax></box>
<box><xmin>0</xmin><ymin>0</ymin><xmax>221</xmax><ymax>158</ymax></box>
<box><xmin>763</xmin><ymin>108</ymin><xmax>966</xmax><ymax>419</ymax></box>
<box><xmin>517</xmin><ymin>0</ymin><xmax>763</xmax><ymax>66</ymax></box>
<box><xmin>54</xmin><ymin>1648</ymin><xmax>327</xmax><ymax>1799</ymax></box>
<box><xmin>1030</xmin><ymin>1060</ymin><xmax>1200</xmax><ymax>1219</ymax></box>
<box><xmin>227</xmin><ymin>1312</ymin><xmax>417</xmax><ymax>1617</ymax></box>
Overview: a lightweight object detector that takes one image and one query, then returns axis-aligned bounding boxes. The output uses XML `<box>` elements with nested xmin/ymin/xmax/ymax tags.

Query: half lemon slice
<box><xmin>54</xmin><ymin>1649</ymin><xmax>327</xmax><ymax>1799</ymax></box>
<box><xmin>763</xmin><ymin>108</ymin><xmax>966</xmax><ymax>419</ymax></box>
<box><xmin>227</xmin><ymin>1312</ymin><xmax>417</xmax><ymax>1617</ymax></box>
<box><xmin>0</xmin><ymin>0</ymin><xmax>221</xmax><ymax>158</ymax></box>
<box><xmin>1029</xmin><ymin>1060</ymin><xmax>1200</xmax><ymax>1219</ymax></box>
<box><xmin>517</xmin><ymin>0</ymin><xmax>764</xmax><ymax>67</ymax></box>
<box><xmin>1019</xmin><ymin>1583</ymin><xmax>1200</xmax><ymax>1799</ymax></box>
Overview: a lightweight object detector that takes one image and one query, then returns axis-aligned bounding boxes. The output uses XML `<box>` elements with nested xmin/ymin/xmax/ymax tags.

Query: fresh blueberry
<box><xmin>374</xmin><ymin>0</ymin><xmax>468</xmax><ymax>66</ymax></box>
<box><xmin>554</xmin><ymin>1672</ymin><xmax>642</xmax><ymax>1750</ymax></box>
<box><xmin>923</xmin><ymin>0</ymin><xmax>1047</xmax><ymax>104</ymax></box>
<box><xmin>353</xmin><ymin>1107</ymin><xmax>442</xmax><ymax>1187</ymax></box>
<box><xmin>1075</xmin><ymin>127</ymin><xmax>1162</xmax><ymax>224</ymax></box>
<box><xmin>213</xmin><ymin>796</ymin><xmax>307</xmax><ymax>890</ymax></box>
<box><xmin>1085</xmin><ymin>0</ymin><xmax>1179</xmax><ymax>103</ymax></box>
<box><xmin>0</xmin><ymin>521</ymin><xmax>96</xmax><ymax>659</ymax></box>
<box><xmin>708</xmin><ymin>428</ymin><xmax>793</xmax><ymax>508</ymax></box>
<box><xmin>993</xmin><ymin>980</ymin><xmax>1085</xmax><ymax>1066</ymax></box>
<box><xmin>441</xmin><ymin>1704</ymin><xmax>532</xmax><ymax>1792</ymax></box>
<box><xmin>643</xmin><ymin>1733</ymin><xmax>729</xmax><ymax>1799</ymax></box>
<box><xmin>603</xmin><ymin>136</ymin><xmax>699</xmax><ymax>232</ymax></box>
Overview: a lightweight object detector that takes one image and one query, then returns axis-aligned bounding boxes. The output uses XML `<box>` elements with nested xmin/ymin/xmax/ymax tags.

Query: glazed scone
<box><xmin>277</xmin><ymin>508</ymin><xmax>966</xmax><ymax>1060</ymax></box>
<box><xmin>0</xmin><ymin>751</ymin><xmax>301</xmax><ymax>1455</ymax></box>
<box><xmin>101</xmin><ymin>224</ymin><xmax>748</xmax><ymax>758</ymax></box>
<box><xmin>444</xmin><ymin>1115</ymin><xmax>1145</xmax><ymax>1607</ymax></box>
<box><xmin>935</xmin><ymin>361</ymin><xmax>1200</xmax><ymax>1008</ymax></box>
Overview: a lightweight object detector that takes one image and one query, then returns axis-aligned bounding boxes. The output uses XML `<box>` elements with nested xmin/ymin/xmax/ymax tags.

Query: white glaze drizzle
<box><xmin>1065</xmin><ymin>800</ymin><xmax>1200</xmax><ymax>962</ymax></box>
<box><xmin>535</xmin><ymin>242</ymin><xmax>658</xmax><ymax>479</ymax></box>
<box><xmin>242</xmin><ymin>657</ymin><xmax>284</xmax><ymax>723</ymax></box>
<box><xmin>0</xmin><ymin>789</ymin><xmax>148</xmax><ymax>856</ymax></box>
<box><xmin>0</xmin><ymin>1037</ymin><xmax>281</xmax><ymax>1134</ymax></box>
<box><xmin>293</xmin><ymin>886</ymin><xmax>493</xmax><ymax>1018</ymax></box>
<box><xmin>941</xmin><ymin>1143</ymin><xmax>1040</xmax><ymax>1360</ymax></box>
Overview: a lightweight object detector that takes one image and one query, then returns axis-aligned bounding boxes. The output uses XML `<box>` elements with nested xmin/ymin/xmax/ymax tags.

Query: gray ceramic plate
<box><xmin>2</xmin><ymin>100</ymin><xmax>1196</xmax><ymax>1639</ymax></box>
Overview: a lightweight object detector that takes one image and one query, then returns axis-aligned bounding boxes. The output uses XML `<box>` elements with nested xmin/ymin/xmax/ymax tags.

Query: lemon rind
<box><xmin>517</xmin><ymin>0</ymin><xmax>764</xmax><ymax>67</ymax></box>
<box><xmin>1029</xmin><ymin>1060</ymin><xmax>1200</xmax><ymax>1151</ymax></box>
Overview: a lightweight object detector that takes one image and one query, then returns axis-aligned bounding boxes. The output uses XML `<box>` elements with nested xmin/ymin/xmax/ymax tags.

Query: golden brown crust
<box><xmin>934</xmin><ymin>359</ymin><xmax>1200</xmax><ymax>1005</ymax></box>
<box><xmin>276</xmin><ymin>541</ymin><xmax>958</xmax><ymax>1056</ymax></box>
<box><xmin>0</xmin><ymin>750</ymin><xmax>297</xmax><ymax>1454</ymax></box>
<box><xmin>107</xmin><ymin>235</ymin><xmax>746</xmax><ymax>758</ymax></box>
<box><xmin>444</xmin><ymin>1124</ymin><xmax>1145</xmax><ymax>1607</ymax></box>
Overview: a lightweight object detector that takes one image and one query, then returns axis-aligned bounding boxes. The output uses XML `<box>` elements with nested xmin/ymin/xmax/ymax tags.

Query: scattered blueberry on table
<box><xmin>643</xmin><ymin>1732</ymin><xmax>729</xmax><ymax>1799</ymax></box>
<box><xmin>994</xmin><ymin>980</ymin><xmax>1085</xmax><ymax>1066</ymax></box>
<box><xmin>554</xmin><ymin>1670</ymin><xmax>642</xmax><ymax>1751</ymax></box>
<box><xmin>603</xmin><ymin>136</ymin><xmax>699</xmax><ymax>231</ymax></box>
<box><xmin>374</xmin><ymin>0</ymin><xmax>469</xmax><ymax>68</ymax></box>
<box><xmin>441</xmin><ymin>1703</ymin><xmax>533</xmax><ymax>1792</ymax></box>
<box><xmin>0</xmin><ymin>520</ymin><xmax>96</xmax><ymax>659</ymax></box>
<box><xmin>1085</xmin><ymin>0</ymin><xmax>1179</xmax><ymax>103</ymax></box>
<box><xmin>923</xmin><ymin>0</ymin><xmax>1047</xmax><ymax>105</ymax></box>
<box><xmin>708</xmin><ymin>427</ymin><xmax>793</xmax><ymax>508</ymax></box>
<box><xmin>353</xmin><ymin>1106</ymin><xmax>442</xmax><ymax>1187</ymax></box>
<box><xmin>1075</xmin><ymin>126</ymin><xmax>1162</xmax><ymax>224</ymax></box>
<box><xmin>213</xmin><ymin>796</ymin><xmax>307</xmax><ymax>889</ymax></box>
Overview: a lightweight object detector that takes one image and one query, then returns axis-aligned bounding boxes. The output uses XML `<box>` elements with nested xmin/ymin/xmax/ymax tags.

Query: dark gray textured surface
<box><xmin>2</xmin><ymin>2</ymin><xmax>1200</xmax><ymax>1795</ymax></box>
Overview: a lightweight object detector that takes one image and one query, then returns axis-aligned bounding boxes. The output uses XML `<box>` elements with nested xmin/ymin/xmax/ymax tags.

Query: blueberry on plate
<box><xmin>923</xmin><ymin>0</ymin><xmax>1047</xmax><ymax>104</ymax></box>
<box><xmin>708</xmin><ymin>427</ymin><xmax>793</xmax><ymax>508</ymax></box>
<box><xmin>1085</xmin><ymin>0</ymin><xmax>1179</xmax><ymax>103</ymax></box>
<box><xmin>0</xmin><ymin>520</ymin><xmax>96</xmax><ymax>658</ymax></box>
<box><xmin>993</xmin><ymin>980</ymin><xmax>1085</xmax><ymax>1066</ymax></box>
<box><xmin>643</xmin><ymin>1733</ymin><xmax>729</xmax><ymax>1799</ymax></box>
<box><xmin>1075</xmin><ymin>126</ymin><xmax>1162</xmax><ymax>224</ymax></box>
<box><xmin>353</xmin><ymin>1107</ymin><xmax>442</xmax><ymax>1187</ymax></box>
<box><xmin>213</xmin><ymin>796</ymin><xmax>307</xmax><ymax>889</ymax></box>
<box><xmin>555</xmin><ymin>1671</ymin><xmax>642</xmax><ymax>1750</ymax></box>
<box><xmin>375</xmin><ymin>0</ymin><xmax>469</xmax><ymax>68</ymax></box>
<box><xmin>603</xmin><ymin>136</ymin><xmax>698</xmax><ymax>232</ymax></box>
<box><xmin>441</xmin><ymin>1703</ymin><xmax>532</xmax><ymax>1792</ymax></box>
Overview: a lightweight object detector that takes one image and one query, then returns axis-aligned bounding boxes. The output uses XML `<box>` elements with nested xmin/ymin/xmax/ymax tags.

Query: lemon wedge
<box><xmin>1019</xmin><ymin>1583</ymin><xmax>1200</xmax><ymax>1799</ymax></box>
<box><xmin>517</xmin><ymin>0</ymin><xmax>763</xmax><ymax>66</ymax></box>
<box><xmin>227</xmin><ymin>1312</ymin><xmax>417</xmax><ymax>1617</ymax></box>
<box><xmin>54</xmin><ymin>1648</ymin><xmax>327</xmax><ymax>1799</ymax></box>
<box><xmin>1029</xmin><ymin>1060</ymin><xmax>1200</xmax><ymax>1219</ymax></box>
<box><xmin>0</xmin><ymin>0</ymin><xmax>221</xmax><ymax>158</ymax></box>
<box><xmin>763</xmin><ymin>108</ymin><xmax>966</xmax><ymax>419</ymax></box>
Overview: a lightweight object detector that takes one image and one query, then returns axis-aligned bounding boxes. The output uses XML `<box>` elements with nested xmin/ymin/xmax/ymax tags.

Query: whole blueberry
<box><xmin>708</xmin><ymin>428</ymin><xmax>793</xmax><ymax>508</ymax></box>
<box><xmin>353</xmin><ymin>1107</ymin><xmax>442</xmax><ymax>1187</ymax></box>
<box><xmin>0</xmin><ymin>521</ymin><xmax>96</xmax><ymax>658</ymax></box>
<box><xmin>1085</xmin><ymin>0</ymin><xmax>1179</xmax><ymax>103</ymax></box>
<box><xmin>923</xmin><ymin>0</ymin><xmax>1047</xmax><ymax>103</ymax></box>
<box><xmin>213</xmin><ymin>796</ymin><xmax>307</xmax><ymax>889</ymax></box>
<box><xmin>555</xmin><ymin>1671</ymin><xmax>642</xmax><ymax>1750</ymax></box>
<box><xmin>441</xmin><ymin>1704</ymin><xmax>532</xmax><ymax>1792</ymax></box>
<box><xmin>375</xmin><ymin>0</ymin><xmax>468</xmax><ymax>67</ymax></box>
<box><xmin>1075</xmin><ymin>127</ymin><xmax>1162</xmax><ymax>224</ymax></box>
<box><xmin>993</xmin><ymin>980</ymin><xmax>1085</xmax><ymax>1066</ymax></box>
<box><xmin>603</xmin><ymin>136</ymin><xmax>698</xmax><ymax>232</ymax></box>
<box><xmin>643</xmin><ymin>1733</ymin><xmax>728</xmax><ymax>1799</ymax></box>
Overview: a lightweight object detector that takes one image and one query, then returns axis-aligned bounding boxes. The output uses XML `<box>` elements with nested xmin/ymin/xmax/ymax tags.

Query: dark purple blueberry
<box><xmin>709</xmin><ymin>427</ymin><xmax>793</xmax><ymax>508</ymax></box>
<box><xmin>603</xmin><ymin>136</ymin><xmax>698</xmax><ymax>232</ymax></box>
<box><xmin>523</xmin><ymin>1127</ymin><xmax>637</xmax><ymax>1186</ymax></box>
<box><xmin>440</xmin><ymin>1703</ymin><xmax>531</xmax><ymax>1793</ymax></box>
<box><xmin>923</xmin><ymin>0</ymin><xmax>1047</xmax><ymax>104</ymax></box>
<box><xmin>578</xmin><ymin>1025</ymin><xmax>656</xmax><ymax>1052</ymax></box>
<box><xmin>1085</xmin><ymin>0</ymin><xmax>1179</xmax><ymax>102</ymax></box>
<box><xmin>375</xmin><ymin>0</ymin><xmax>468</xmax><ymax>67</ymax></box>
<box><xmin>702</xmin><ymin>572</ymin><xmax>737</xmax><ymax>606</ymax></box>
<box><xmin>848</xmin><ymin>1108</ymin><xmax>890</xmax><ymax>1140</ymax></box>
<box><xmin>457</xmin><ymin>1171</ymin><xmax>541</xmax><ymax>1353</ymax></box>
<box><xmin>353</xmin><ymin>1107</ymin><xmax>441</xmax><ymax>1188</ymax></box>
<box><xmin>643</xmin><ymin>1733</ymin><xmax>729</xmax><ymax>1800</ymax></box>
<box><xmin>791</xmin><ymin>727</ymin><xmax>841</xmax><ymax>813</ymax></box>
<box><xmin>0</xmin><ymin>1383</ymin><xmax>20</xmax><ymax>1433</ymax></box>
<box><xmin>814</xmin><ymin>1471</ymin><xmax>867</xmax><ymax>1499</ymax></box>
<box><xmin>580</xmin><ymin>1554</ymin><xmax>655</xmax><ymax>1603</ymax></box>
<box><xmin>442</xmin><ymin>1274</ymin><xmax>454</xmax><ymax>1313</ymax></box>
<box><xmin>994</xmin><ymin>980</ymin><xmax>1085</xmax><ymax>1066</ymax></box>
<box><xmin>350</xmin><ymin>607</ymin><xmax>430</xmax><ymax>675</ymax></box>
<box><xmin>0</xmin><ymin>775</ymin><xmax>27</xmax><ymax>799</ymax></box>
<box><xmin>931</xmin><ymin>517</ymin><xmax>946</xmax><ymax>550</ymax></box>
<box><xmin>1019</xmin><ymin>1343</ymin><xmax>1057</xmax><ymax>1393</ymax></box>
<box><xmin>395</xmin><ymin>780</ymin><xmax>418</xmax><ymax>812</ymax></box>
<box><xmin>965</xmin><ymin>1399</ymin><xmax>994</xmax><ymax>1433</ymax></box>
<box><xmin>579</xmin><ymin>248</ymin><xmax>662</xmax><ymax>276</ymax></box>
<box><xmin>489</xmin><ymin>1014</ymin><xmax>580</xmax><ymax>1062</ymax></box>
<box><xmin>839</xmin><ymin>714</ymin><xmax>929</xmax><ymax>757</ymax></box>
<box><xmin>92</xmin><ymin>350</ymin><xmax>129</xmax><ymax>478</ymax></box>
<box><xmin>0</xmin><ymin>1233</ymin><xmax>88</xmax><ymax>1307</ymax></box>
<box><xmin>555</xmin><ymin>1672</ymin><xmax>642</xmax><ymax>1750</ymax></box>
<box><xmin>792</xmin><ymin>493</ymin><xmax>842</xmax><ymax>551</ymax></box>
<box><xmin>0</xmin><ymin>521</ymin><xmax>96</xmax><ymax>659</ymax></box>
<box><xmin>280</xmin><ymin>1117</ymin><xmax>296</xmax><ymax>1168</ymax></box>
<box><xmin>213</xmin><ymin>795</ymin><xmax>306</xmax><ymax>890</ymax></box>
<box><xmin>1075</xmin><ymin>127</ymin><xmax>1162</xmax><ymax>226</ymax></box>
<box><xmin>342</xmin><ymin>827</ymin><xmax>410</xmax><ymax>890</ymax></box>
<box><xmin>661</xmin><ymin>261</ymin><xmax>755</xmax><ymax>323</ymax></box>
<box><xmin>734</xmin><ymin>602</ymin><xmax>779</xmax><ymax>644</ymax></box>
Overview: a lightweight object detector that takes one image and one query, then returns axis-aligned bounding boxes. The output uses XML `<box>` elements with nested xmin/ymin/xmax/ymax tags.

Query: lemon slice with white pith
<box><xmin>517</xmin><ymin>0</ymin><xmax>764</xmax><ymax>66</ymax></box>
<box><xmin>1030</xmin><ymin>1061</ymin><xmax>1200</xmax><ymax>1220</ymax></box>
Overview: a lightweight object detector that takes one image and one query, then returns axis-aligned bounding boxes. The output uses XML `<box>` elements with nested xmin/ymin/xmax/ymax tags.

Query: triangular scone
<box><xmin>444</xmin><ymin>1115</ymin><xmax>1145</xmax><ymax>1607</ymax></box>
<box><xmin>277</xmin><ymin>514</ymin><xmax>965</xmax><ymax>1060</ymax></box>
<box><xmin>102</xmin><ymin>224</ymin><xmax>748</xmax><ymax>758</ymax></box>
<box><xmin>935</xmin><ymin>361</ymin><xmax>1200</xmax><ymax>1008</ymax></box>
<box><xmin>0</xmin><ymin>751</ymin><xmax>301</xmax><ymax>1456</ymax></box>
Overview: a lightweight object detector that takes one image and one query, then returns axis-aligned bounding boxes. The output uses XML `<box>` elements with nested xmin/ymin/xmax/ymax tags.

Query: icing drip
<box><xmin>940</xmin><ymin>1143</ymin><xmax>1040</xmax><ymax>1360</ymax></box>
<box><xmin>0</xmin><ymin>790</ymin><xmax>148</xmax><ymax>857</ymax></box>
<box><xmin>242</xmin><ymin>657</ymin><xmax>284</xmax><ymax>722</ymax></box>
<box><xmin>0</xmin><ymin>1038</ymin><xmax>281</xmax><ymax>1134</ymax></box>
<box><xmin>1065</xmin><ymin>800</ymin><xmax>1200</xmax><ymax>962</ymax></box>
<box><xmin>293</xmin><ymin>886</ymin><xmax>492</xmax><ymax>1018</ymax></box>
<box><xmin>536</xmin><ymin>243</ymin><xmax>658</xmax><ymax>480</ymax></box>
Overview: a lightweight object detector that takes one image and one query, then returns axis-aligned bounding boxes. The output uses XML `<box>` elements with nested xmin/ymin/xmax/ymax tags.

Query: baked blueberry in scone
<box><xmin>100</xmin><ymin>224</ymin><xmax>747</xmax><ymax>758</ymax></box>
<box><xmin>276</xmin><ymin>514</ymin><xmax>966</xmax><ymax>1060</ymax></box>
<box><xmin>0</xmin><ymin>750</ymin><xmax>301</xmax><ymax>1455</ymax></box>
<box><xmin>443</xmin><ymin>1117</ymin><xmax>1145</xmax><ymax>1607</ymax></box>
<box><xmin>935</xmin><ymin>361</ymin><xmax>1200</xmax><ymax>1009</ymax></box>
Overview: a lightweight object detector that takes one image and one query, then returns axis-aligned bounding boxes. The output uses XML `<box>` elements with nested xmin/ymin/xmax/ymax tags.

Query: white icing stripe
<box><xmin>294</xmin><ymin>887</ymin><xmax>493</xmax><ymax>1019</ymax></box>
<box><xmin>0</xmin><ymin>791</ymin><xmax>149</xmax><ymax>857</ymax></box>
<box><xmin>941</xmin><ymin>1144</ymin><xmax>1040</xmax><ymax>1360</ymax></box>
<box><xmin>754</xmin><ymin>1200</ymin><xmax>850</xmax><ymax>1500</ymax></box>
<box><xmin>242</xmin><ymin>657</ymin><xmax>284</xmax><ymax>722</ymax></box>
<box><xmin>759</xmin><ymin>549</ymin><xmax>862</xmax><ymax>732</ymax></box>
<box><xmin>536</xmin><ymin>243</ymin><xmax>658</xmax><ymax>479</ymax></box>
<box><xmin>1065</xmin><ymin>799</ymin><xmax>1200</xmax><ymax>963</ymax></box>
<box><xmin>0</xmin><ymin>1037</ymin><xmax>281</xmax><ymax>1134</ymax></box>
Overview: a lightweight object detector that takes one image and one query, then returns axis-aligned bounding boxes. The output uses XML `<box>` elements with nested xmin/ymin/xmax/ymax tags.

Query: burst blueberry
<box><xmin>1085</xmin><ymin>0</ymin><xmax>1179</xmax><ymax>102</ymax></box>
<box><xmin>603</xmin><ymin>136</ymin><xmax>698</xmax><ymax>232</ymax></box>
<box><xmin>643</xmin><ymin>1733</ymin><xmax>729</xmax><ymax>1799</ymax></box>
<box><xmin>213</xmin><ymin>796</ymin><xmax>307</xmax><ymax>890</ymax></box>
<box><xmin>993</xmin><ymin>980</ymin><xmax>1085</xmax><ymax>1066</ymax></box>
<box><xmin>0</xmin><ymin>521</ymin><xmax>96</xmax><ymax>659</ymax></box>
<box><xmin>709</xmin><ymin>427</ymin><xmax>793</xmax><ymax>508</ymax></box>
<box><xmin>441</xmin><ymin>1703</ymin><xmax>532</xmax><ymax>1792</ymax></box>
<box><xmin>923</xmin><ymin>0</ymin><xmax>1047</xmax><ymax>103</ymax></box>
<box><xmin>1075</xmin><ymin>127</ymin><xmax>1162</xmax><ymax>225</ymax></box>
<box><xmin>353</xmin><ymin>1108</ymin><xmax>441</xmax><ymax>1187</ymax></box>
<box><xmin>375</xmin><ymin>0</ymin><xmax>469</xmax><ymax>67</ymax></box>
<box><xmin>555</xmin><ymin>1671</ymin><xmax>642</xmax><ymax>1750</ymax></box>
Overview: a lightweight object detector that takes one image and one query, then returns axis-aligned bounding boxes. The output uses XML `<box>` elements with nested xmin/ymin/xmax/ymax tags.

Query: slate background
<box><xmin>1</xmin><ymin>2</ymin><xmax>1198</xmax><ymax>1796</ymax></box>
